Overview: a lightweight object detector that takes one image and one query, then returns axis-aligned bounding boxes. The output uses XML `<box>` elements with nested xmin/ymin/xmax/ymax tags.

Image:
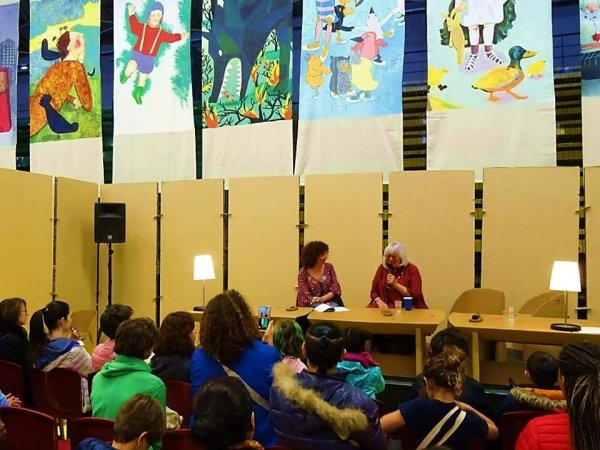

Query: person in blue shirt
<box><xmin>190</xmin><ymin>290</ymin><xmax>281</xmax><ymax>447</ymax></box>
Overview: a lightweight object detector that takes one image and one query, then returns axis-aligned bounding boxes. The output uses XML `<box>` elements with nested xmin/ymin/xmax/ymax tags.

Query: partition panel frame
<box><xmin>586</xmin><ymin>167</ymin><xmax>600</xmax><ymax>321</ymax></box>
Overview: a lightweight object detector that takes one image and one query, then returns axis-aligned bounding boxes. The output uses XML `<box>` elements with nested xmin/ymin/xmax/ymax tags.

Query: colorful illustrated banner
<box><xmin>0</xmin><ymin>0</ymin><xmax>19</xmax><ymax>169</ymax></box>
<box><xmin>113</xmin><ymin>0</ymin><xmax>196</xmax><ymax>182</ymax></box>
<box><xmin>295</xmin><ymin>0</ymin><xmax>405</xmax><ymax>179</ymax></box>
<box><xmin>29</xmin><ymin>0</ymin><xmax>104</xmax><ymax>183</ymax></box>
<box><xmin>581</xmin><ymin>0</ymin><xmax>600</xmax><ymax>166</ymax></box>
<box><xmin>201</xmin><ymin>0</ymin><xmax>294</xmax><ymax>179</ymax></box>
<box><xmin>427</xmin><ymin>0</ymin><xmax>556</xmax><ymax>179</ymax></box>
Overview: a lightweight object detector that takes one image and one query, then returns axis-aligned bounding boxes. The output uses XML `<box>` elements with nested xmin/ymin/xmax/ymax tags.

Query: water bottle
<box><xmin>506</xmin><ymin>306</ymin><xmax>515</xmax><ymax>325</ymax></box>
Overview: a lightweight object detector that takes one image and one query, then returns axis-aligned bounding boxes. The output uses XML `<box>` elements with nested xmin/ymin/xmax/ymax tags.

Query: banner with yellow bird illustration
<box><xmin>295</xmin><ymin>0</ymin><xmax>406</xmax><ymax>180</ymax></box>
<box><xmin>427</xmin><ymin>0</ymin><xmax>556</xmax><ymax>179</ymax></box>
<box><xmin>581</xmin><ymin>0</ymin><xmax>600</xmax><ymax>166</ymax></box>
<box><xmin>28</xmin><ymin>0</ymin><xmax>104</xmax><ymax>183</ymax></box>
<box><xmin>0</xmin><ymin>0</ymin><xmax>19</xmax><ymax>169</ymax></box>
<box><xmin>201</xmin><ymin>0</ymin><xmax>294</xmax><ymax>180</ymax></box>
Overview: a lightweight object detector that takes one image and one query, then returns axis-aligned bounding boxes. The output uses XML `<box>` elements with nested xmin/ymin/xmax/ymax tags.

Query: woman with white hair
<box><xmin>368</xmin><ymin>241</ymin><xmax>427</xmax><ymax>309</ymax></box>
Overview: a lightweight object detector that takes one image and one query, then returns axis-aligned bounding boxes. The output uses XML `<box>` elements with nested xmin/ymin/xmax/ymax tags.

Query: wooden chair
<box><xmin>0</xmin><ymin>406</ymin><xmax>58</xmax><ymax>450</ymax></box>
<box><xmin>450</xmin><ymin>288</ymin><xmax>505</xmax><ymax>314</ymax></box>
<box><xmin>500</xmin><ymin>410</ymin><xmax>550</xmax><ymax>450</ymax></box>
<box><xmin>0</xmin><ymin>360</ymin><xmax>24</xmax><ymax>400</ymax></box>
<box><xmin>162</xmin><ymin>429</ymin><xmax>203</xmax><ymax>450</ymax></box>
<box><xmin>519</xmin><ymin>292</ymin><xmax>564</xmax><ymax>316</ymax></box>
<box><xmin>68</xmin><ymin>417</ymin><xmax>115</xmax><ymax>449</ymax></box>
<box><xmin>165</xmin><ymin>380</ymin><xmax>193</xmax><ymax>427</ymax></box>
<box><xmin>71</xmin><ymin>309</ymin><xmax>97</xmax><ymax>354</ymax></box>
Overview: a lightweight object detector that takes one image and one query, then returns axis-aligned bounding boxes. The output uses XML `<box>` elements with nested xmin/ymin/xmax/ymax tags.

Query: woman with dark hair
<box><xmin>192</xmin><ymin>376</ymin><xmax>263</xmax><ymax>450</ymax></box>
<box><xmin>296</xmin><ymin>241</ymin><xmax>343</xmax><ymax>307</ymax></box>
<box><xmin>270</xmin><ymin>322</ymin><xmax>387</xmax><ymax>449</ymax></box>
<box><xmin>0</xmin><ymin>297</ymin><xmax>29</xmax><ymax>367</ymax></box>
<box><xmin>516</xmin><ymin>342</ymin><xmax>600</xmax><ymax>450</ymax></box>
<box><xmin>190</xmin><ymin>290</ymin><xmax>281</xmax><ymax>447</ymax></box>
<box><xmin>29</xmin><ymin>300</ymin><xmax>94</xmax><ymax>412</ymax></box>
<box><xmin>92</xmin><ymin>304</ymin><xmax>133</xmax><ymax>371</ymax></box>
<box><xmin>151</xmin><ymin>311</ymin><xmax>195</xmax><ymax>382</ymax></box>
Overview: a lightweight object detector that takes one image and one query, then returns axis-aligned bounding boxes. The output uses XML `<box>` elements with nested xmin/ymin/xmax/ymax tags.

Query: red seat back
<box><xmin>69</xmin><ymin>417</ymin><xmax>115</xmax><ymax>449</ymax></box>
<box><xmin>500</xmin><ymin>410</ymin><xmax>551</xmax><ymax>450</ymax></box>
<box><xmin>0</xmin><ymin>406</ymin><xmax>58</xmax><ymax>450</ymax></box>
<box><xmin>162</xmin><ymin>429</ymin><xmax>203</xmax><ymax>450</ymax></box>
<box><xmin>165</xmin><ymin>380</ymin><xmax>193</xmax><ymax>427</ymax></box>
<box><xmin>0</xmin><ymin>360</ymin><xmax>24</xmax><ymax>400</ymax></box>
<box><xmin>29</xmin><ymin>368</ymin><xmax>83</xmax><ymax>419</ymax></box>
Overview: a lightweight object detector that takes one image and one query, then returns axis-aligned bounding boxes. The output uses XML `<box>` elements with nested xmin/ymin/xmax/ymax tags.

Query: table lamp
<box><xmin>549</xmin><ymin>260</ymin><xmax>581</xmax><ymax>332</ymax></box>
<box><xmin>193</xmin><ymin>255</ymin><xmax>215</xmax><ymax>311</ymax></box>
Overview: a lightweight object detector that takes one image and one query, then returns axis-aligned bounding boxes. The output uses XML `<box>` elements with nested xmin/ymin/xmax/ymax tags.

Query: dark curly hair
<box><xmin>200</xmin><ymin>290</ymin><xmax>259</xmax><ymax>365</ymax></box>
<box><xmin>100</xmin><ymin>304</ymin><xmax>133</xmax><ymax>340</ymax></box>
<box><xmin>154</xmin><ymin>312</ymin><xmax>195</xmax><ymax>358</ymax></box>
<box><xmin>301</xmin><ymin>241</ymin><xmax>329</xmax><ymax>269</ymax></box>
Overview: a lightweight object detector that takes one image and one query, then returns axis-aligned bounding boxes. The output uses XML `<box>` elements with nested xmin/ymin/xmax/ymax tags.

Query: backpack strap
<box><xmin>416</xmin><ymin>405</ymin><xmax>466</xmax><ymax>450</ymax></box>
<box><xmin>220</xmin><ymin>363</ymin><xmax>270</xmax><ymax>411</ymax></box>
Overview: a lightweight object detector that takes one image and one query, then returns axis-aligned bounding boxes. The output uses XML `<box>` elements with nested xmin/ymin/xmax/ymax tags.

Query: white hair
<box><xmin>382</xmin><ymin>241</ymin><xmax>409</xmax><ymax>268</ymax></box>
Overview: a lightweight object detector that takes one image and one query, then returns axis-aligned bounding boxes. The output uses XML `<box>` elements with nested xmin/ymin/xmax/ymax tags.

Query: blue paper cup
<box><xmin>403</xmin><ymin>297</ymin><xmax>413</xmax><ymax>311</ymax></box>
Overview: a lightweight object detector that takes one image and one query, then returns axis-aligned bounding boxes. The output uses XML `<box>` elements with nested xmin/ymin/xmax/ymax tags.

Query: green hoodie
<box><xmin>91</xmin><ymin>354</ymin><xmax>166</xmax><ymax>448</ymax></box>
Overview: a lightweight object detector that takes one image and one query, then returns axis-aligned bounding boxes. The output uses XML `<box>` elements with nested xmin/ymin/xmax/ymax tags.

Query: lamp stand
<box><xmin>550</xmin><ymin>291</ymin><xmax>581</xmax><ymax>332</ymax></box>
<box><xmin>195</xmin><ymin>279</ymin><xmax>207</xmax><ymax>312</ymax></box>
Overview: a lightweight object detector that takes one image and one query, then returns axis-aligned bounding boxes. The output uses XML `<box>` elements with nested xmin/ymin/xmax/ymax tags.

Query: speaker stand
<box><xmin>107</xmin><ymin>243</ymin><xmax>114</xmax><ymax>306</ymax></box>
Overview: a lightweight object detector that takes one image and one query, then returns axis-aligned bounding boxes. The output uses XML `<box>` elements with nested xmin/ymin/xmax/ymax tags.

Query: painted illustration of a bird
<box><xmin>472</xmin><ymin>46</ymin><xmax>536</xmax><ymax>102</ymax></box>
<box><xmin>526</xmin><ymin>59</ymin><xmax>546</xmax><ymax>78</ymax></box>
<box><xmin>428</xmin><ymin>66</ymin><xmax>449</xmax><ymax>91</ymax></box>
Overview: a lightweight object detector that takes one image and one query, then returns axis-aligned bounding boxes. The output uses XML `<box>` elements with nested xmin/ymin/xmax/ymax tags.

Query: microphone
<box><xmin>386</xmin><ymin>267</ymin><xmax>393</xmax><ymax>290</ymax></box>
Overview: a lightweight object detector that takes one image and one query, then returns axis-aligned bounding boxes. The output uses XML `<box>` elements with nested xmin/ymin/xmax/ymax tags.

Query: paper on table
<box><xmin>312</xmin><ymin>304</ymin><xmax>350</xmax><ymax>313</ymax></box>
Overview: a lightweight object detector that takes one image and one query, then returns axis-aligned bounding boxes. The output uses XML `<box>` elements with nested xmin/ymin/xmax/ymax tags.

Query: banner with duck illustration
<box><xmin>295</xmin><ymin>0</ymin><xmax>406</xmax><ymax>179</ymax></box>
<box><xmin>0</xmin><ymin>0</ymin><xmax>19</xmax><ymax>169</ymax></box>
<box><xmin>201</xmin><ymin>0</ymin><xmax>294</xmax><ymax>179</ymax></box>
<box><xmin>426</xmin><ymin>0</ymin><xmax>556</xmax><ymax>179</ymax></box>
<box><xmin>581</xmin><ymin>0</ymin><xmax>600</xmax><ymax>166</ymax></box>
<box><xmin>29</xmin><ymin>0</ymin><xmax>104</xmax><ymax>183</ymax></box>
<box><xmin>112</xmin><ymin>0</ymin><xmax>195</xmax><ymax>182</ymax></box>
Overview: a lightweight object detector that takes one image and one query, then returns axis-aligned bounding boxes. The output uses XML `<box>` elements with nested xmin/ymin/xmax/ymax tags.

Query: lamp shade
<box><xmin>193</xmin><ymin>255</ymin><xmax>215</xmax><ymax>281</ymax></box>
<box><xmin>549</xmin><ymin>261</ymin><xmax>581</xmax><ymax>292</ymax></box>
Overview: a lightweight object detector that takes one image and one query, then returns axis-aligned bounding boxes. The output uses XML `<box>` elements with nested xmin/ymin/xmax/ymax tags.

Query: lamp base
<box><xmin>192</xmin><ymin>306</ymin><xmax>205</xmax><ymax>312</ymax></box>
<box><xmin>550</xmin><ymin>322</ymin><xmax>581</xmax><ymax>332</ymax></box>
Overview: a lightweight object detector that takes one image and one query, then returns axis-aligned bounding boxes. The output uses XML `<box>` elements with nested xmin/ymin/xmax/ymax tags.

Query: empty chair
<box><xmin>0</xmin><ymin>406</ymin><xmax>58</xmax><ymax>450</ymax></box>
<box><xmin>165</xmin><ymin>380</ymin><xmax>193</xmax><ymax>427</ymax></box>
<box><xmin>0</xmin><ymin>360</ymin><xmax>24</xmax><ymax>401</ymax></box>
<box><xmin>162</xmin><ymin>429</ymin><xmax>203</xmax><ymax>450</ymax></box>
<box><xmin>500</xmin><ymin>410</ymin><xmax>550</xmax><ymax>450</ymax></box>
<box><xmin>29</xmin><ymin>368</ymin><xmax>83</xmax><ymax>419</ymax></box>
<box><xmin>71</xmin><ymin>309</ymin><xmax>97</xmax><ymax>354</ymax></box>
<box><xmin>519</xmin><ymin>292</ymin><xmax>564</xmax><ymax>316</ymax></box>
<box><xmin>450</xmin><ymin>288</ymin><xmax>505</xmax><ymax>314</ymax></box>
<box><xmin>69</xmin><ymin>417</ymin><xmax>115</xmax><ymax>449</ymax></box>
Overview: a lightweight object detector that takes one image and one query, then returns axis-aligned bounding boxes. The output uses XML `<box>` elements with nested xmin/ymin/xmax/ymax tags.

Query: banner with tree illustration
<box><xmin>201</xmin><ymin>0</ymin><xmax>294</xmax><ymax>180</ymax></box>
<box><xmin>581</xmin><ymin>0</ymin><xmax>600</xmax><ymax>166</ymax></box>
<box><xmin>0</xmin><ymin>0</ymin><xmax>18</xmax><ymax>169</ymax></box>
<box><xmin>427</xmin><ymin>0</ymin><xmax>556</xmax><ymax>179</ymax></box>
<box><xmin>112</xmin><ymin>0</ymin><xmax>196</xmax><ymax>183</ymax></box>
<box><xmin>295</xmin><ymin>0</ymin><xmax>405</xmax><ymax>179</ymax></box>
<box><xmin>29</xmin><ymin>0</ymin><xmax>104</xmax><ymax>182</ymax></box>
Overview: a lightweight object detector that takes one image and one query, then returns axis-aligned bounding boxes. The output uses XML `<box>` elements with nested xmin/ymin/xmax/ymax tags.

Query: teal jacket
<box><xmin>91</xmin><ymin>355</ymin><xmax>166</xmax><ymax>448</ymax></box>
<box><xmin>337</xmin><ymin>360</ymin><xmax>385</xmax><ymax>399</ymax></box>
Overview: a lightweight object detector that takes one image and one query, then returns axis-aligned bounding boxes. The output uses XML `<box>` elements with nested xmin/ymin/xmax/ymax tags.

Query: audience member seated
<box><xmin>296</xmin><ymin>241</ymin><xmax>343</xmax><ymax>307</ymax></box>
<box><xmin>150</xmin><ymin>312</ymin><xmax>195</xmax><ymax>382</ymax></box>
<box><xmin>0</xmin><ymin>297</ymin><xmax>29</xmax><ymax>367</ymax></box>
<box><xmin>498</xmin><ymin>351</ymin><xmax>565</xmax><ymax>415</ymax></box>
<box><xmin>91</xmin><ymin>318</ymin><xmax>166</xmax><ymax>429</ymax></box>
<box><xmin>92</xmin><ymin>304</ymin><xmax>133</xmax><ymax>372</ymax></box>
<box><xmin>368</xmin><ymin>241</ymin><xmax>427</xmax><ymax>309</ymax></box>
<box><xmin>29</xmin><ymin>300</ymin><xmax>94</xmax><ymax>412</ymax></box>
<box><xmin>0</xmin><ymin>389</ymin><xmax>20</xmax><ymax>407</ymax></box>
<box><xmin>190</xmin><ymin>290</ymin><xmax>280</xmax><ymax>447</ymax></box>
<box><xmin>516</xmin><ymin>342</ymin><xmax>600</xmax><ymax>450</ymax></box>
<box><xmin>381</xmin><ymin>346</ymin><xmax>498</xmax><ymax>448</ymax></box>
<box><xmin>337</xmin><ymin>327</ymin><xmax>384</xmax><ymax>399</ymax></box>
<box><xmin>270</xmin><ymin>321</ymin><xmax>387</xmax><ymax>450</ymax></box>
<box><xmin>271</xmin><ymin>320</ymin><xmax>307</xmax><ymax>373</ymax></box>
<box><xmin>192</xmin><ymin>376</ymin><xmax>264</xmax><ymax>450</ymax></box>
<box><xmin>76</xmin><ymin>393</ymin><xmax>166</xmax><ymax>450</ymax></box>
<box><xmin>408</xmin><ymin>327</ymin><xmax>493</xmax><ymax>418</ymax></box>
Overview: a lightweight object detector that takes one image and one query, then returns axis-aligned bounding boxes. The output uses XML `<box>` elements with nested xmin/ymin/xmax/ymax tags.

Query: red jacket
<box><xmin>368</xmin><ymin>263</ymin><xmax>427</xmax><ymax>309</ymax></box>
<box><xmin>516</xmin><ymin>412</ymin><xmax>572</xmax><ymax>450</ymax></box>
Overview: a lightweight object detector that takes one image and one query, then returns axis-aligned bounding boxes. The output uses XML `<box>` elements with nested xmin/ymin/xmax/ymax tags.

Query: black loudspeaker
<box><xmin>94</xmin><ymin>203</ymin><xmax>126</xmax><ymax>243</ymax></box>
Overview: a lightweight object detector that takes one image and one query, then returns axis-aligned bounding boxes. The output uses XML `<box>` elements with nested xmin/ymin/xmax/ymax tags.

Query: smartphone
<box><xmin>258</xmin><ymin>305</ymin><xmax>271</xmax><ymax>331</ymax></box>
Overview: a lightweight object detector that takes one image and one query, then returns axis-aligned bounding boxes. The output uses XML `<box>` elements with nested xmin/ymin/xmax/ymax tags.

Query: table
<box><xmin>191</xmin><ymin>307</ymin><xmax>445</xmax><ymax>376</ymax></box>
<box><xmin>448</xmin><ymin>312</ymin><xmax>600</xmax><ymax>381</ymax></box>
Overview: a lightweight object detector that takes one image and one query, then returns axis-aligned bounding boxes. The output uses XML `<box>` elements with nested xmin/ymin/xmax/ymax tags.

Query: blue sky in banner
<box><xmin>0</xmin><ymin>1</ymin><xmax>18</xmax><ymax>145</ymax></box>
<box><xmin>581</xmin><ymin>0</ymin><xmax>600</xmax><ymax>96</ymax></box>
<box><xmin>427</xmin><ymin>0</ymin><xmax>555</xmax><ymax>110</ymax></box>
<box><xmin>299</xmin><ymin>0</ymin><xmax>405</xmax><ymax>120</ymax></box>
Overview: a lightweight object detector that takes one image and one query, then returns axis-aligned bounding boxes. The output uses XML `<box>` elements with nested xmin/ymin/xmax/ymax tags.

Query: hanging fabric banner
<box><xmin>0</xmin><ymin>0</ymin><xmax>19</xmax><ymax>169</ymax></box>
<box><xmin>113</xmin><ymin>0</ymin><xmax>195</xmax><ymax>182</ymax></box>
<box><xmin>29</xmin><ymin>0</ymin><xmax>104</xmax><ymax>183</ymax></box>
<box><xmin>581</xmin><ymin>0</ymin><xmax>600</xmax><ymax>166</ymax></box>
<box><xmin>201</xmin><ymin>0</ymin><xmax>294</xmax><ymax>179</ymax></box>
<box><xmin>295</xmin><ymin>0</ymin><xmax>405</xmax><ymax>179</ymax></box>
<box><xmin>427</xmin><ymin>0</ymin><xmax>556</xmax><ymax>180</ymax></box>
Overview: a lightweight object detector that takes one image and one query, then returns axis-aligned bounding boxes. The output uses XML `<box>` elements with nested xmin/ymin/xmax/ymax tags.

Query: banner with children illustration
<box><xmin>112</xmin><ymin>0</ymin><xmax>196</xmax><ymax>183</ymax></box>
<box><xmin>295</xmin><ymin>0</ymin><xmax>406</xmax><ymax>179</ymax></box>
<box><xmin>29</xmin><ymin>0</ymin><xmax>104</xmax><ymax>183</ymax></box>
<box><xmin>581</xmin><ymin>0</ymin><xmax>600</xmax><ymax>166</ymax></box>
<box><xmin>0</xmin><ymin>0</ymin><xmax>19</xmax><ymax>169</ymax></box>
<box><xmin>426</xmin><ymin>0</ymin><xmax>556</xmax><ymax>179</ymax></box>
<box><xmin>201</xmin><ymin>0</ymin><xmax>294</xmax><ymax>179</ymax></box>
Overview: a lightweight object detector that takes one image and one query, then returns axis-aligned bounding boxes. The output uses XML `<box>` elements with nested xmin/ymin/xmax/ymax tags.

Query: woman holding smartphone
<box><xmin>296</xmin><ymin>241</ymin><xmax>343</xmax><ymax>307</ymax></box>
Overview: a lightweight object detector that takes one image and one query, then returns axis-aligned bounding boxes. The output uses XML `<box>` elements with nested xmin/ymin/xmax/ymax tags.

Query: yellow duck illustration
<box><xmin>526</xmin><ymin>59</ymin><xmax>546</xmax><ymax>78</ymax></box>
<box><xmin>428</xmin><ymin>66</ymin><xmax>449</xmax><ymax>91</ymax></box>
<box><xmin>305</xmin><ymin>55</ymin><xmax>331</xmax><ymax>98</ymax></box>
<box><xmin>442</xmin><ymin>9</ymin><xmax>465</xmax><ymax>66</ymax></box>
<box><xmin>472</xmin><ymin>46</ymin><xmax>536</xmax><ymax>102</ymax></box>
<box><xmin>347</xmin><ymin>56</ymin><xmax>378</xmax><ymax>102</ymax></box>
